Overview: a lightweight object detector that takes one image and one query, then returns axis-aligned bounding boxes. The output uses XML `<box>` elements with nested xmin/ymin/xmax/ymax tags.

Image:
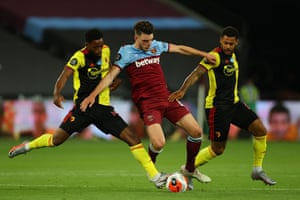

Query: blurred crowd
<box><xmin>1</xmin><ymin>98</ymin><xmax>299</xmax><ymax>142</ymax></box>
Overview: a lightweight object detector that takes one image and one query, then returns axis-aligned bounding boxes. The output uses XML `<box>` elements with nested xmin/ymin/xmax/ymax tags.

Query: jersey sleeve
<box><xmin>199</xmin><ymin>51</ymin><xmax>219</xmax><ymax>70</ymax></box>
<box><xmin>153</xmin><ymin>40</ymin><xmax>169</xmax><ymax>53</ymax></box>
<box><xmin>114</xmin><ymin>46</ymin><xmax>131</xmax><ymax>69</ymax></box>
<box><xmin>65</xmin><ymin>51</ymin><xmax>85</xmax><ymax>70</ymax></box>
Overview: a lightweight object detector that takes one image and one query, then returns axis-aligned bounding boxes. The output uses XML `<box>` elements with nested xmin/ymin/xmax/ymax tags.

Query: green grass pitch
<box><xmin>1</xmin><ymin>137</ymin><xmax>299</xmax><ymax>200</ymax></box>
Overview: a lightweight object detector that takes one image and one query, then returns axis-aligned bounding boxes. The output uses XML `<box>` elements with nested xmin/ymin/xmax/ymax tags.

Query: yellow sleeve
<box><xmin>66</xmin><ymin>50</ymin><xmax>85</xmax><ymax>70</ymax></box>
<box><xmin>199</xmin><ymin>51</ymin><xmax>220</xmax><ymax>70</ymax></box>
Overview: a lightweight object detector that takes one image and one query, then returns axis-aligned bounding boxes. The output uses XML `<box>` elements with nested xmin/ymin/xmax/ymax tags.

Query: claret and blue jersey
<box><xmin>114</xmin><ymin>40</ymin><xmax>171</xmax><ymax>104</ymax></box>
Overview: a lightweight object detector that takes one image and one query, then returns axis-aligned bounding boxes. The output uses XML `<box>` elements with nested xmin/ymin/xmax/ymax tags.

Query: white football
<box><xmin>165</xmin><ymin>172</ymin><xmax>188</xmax><ymax>192</ymax></box>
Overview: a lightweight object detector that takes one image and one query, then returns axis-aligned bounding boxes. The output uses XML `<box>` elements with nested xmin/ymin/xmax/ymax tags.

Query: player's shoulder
<box><xmin>209</xmin><ymin>48</ymin><xmax>221</xmax><ymax>59</ymax></box>
<box><xmin>69</xmin><ymin>48</ymin><xmax>86</xmax><ymax>59</ymax></box>
<box><xmin>75</xmin><ymin>47</ymin><xmax>87</xmax><ymax>56</ymax></box>
<box><xmin>119</xmin><ymin>43</ymin><xmax>132</xmax><ymax>50</ymax></box>
<box><xmin>152</xmin><ymin>40</ymin><xmax>167</xmax><ymax>47</ymax></box>
<box><xmin>118</xmin><ymin>44</ymin><xmax>136</xmax><ymax>55</ymax></box>
<box><xmin>211</xmin><ymin>47</ymin><xmax>221</xmax><ymax>55</ymax></box>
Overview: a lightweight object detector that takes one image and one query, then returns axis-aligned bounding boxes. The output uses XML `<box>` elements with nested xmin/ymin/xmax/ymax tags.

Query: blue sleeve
<box><xmin>152</xmin><ymin>40</ymin><xmax>169</xmax><ymax>54</ymax></box>
<box><xmin>114</xmin><ymin>46</ymin><xmax>130</xmax><ymax>69</ymax></box>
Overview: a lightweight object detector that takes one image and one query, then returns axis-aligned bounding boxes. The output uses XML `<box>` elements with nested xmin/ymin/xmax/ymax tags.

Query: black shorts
<box><xmin>59</xmin><ymin>103</ymin><xmax>128</xmax><ymax>138</ymax></box>
<box><xmin>205</xmin><ymin>101</ymin><xmax>258</xmax><ymax>141</ymax></box>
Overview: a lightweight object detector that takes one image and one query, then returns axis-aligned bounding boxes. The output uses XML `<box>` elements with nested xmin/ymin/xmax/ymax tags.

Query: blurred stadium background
<box><xmin>0</xmin><ymin>0</ymin><xmax>298</xmax><ymax>140</ymax></box>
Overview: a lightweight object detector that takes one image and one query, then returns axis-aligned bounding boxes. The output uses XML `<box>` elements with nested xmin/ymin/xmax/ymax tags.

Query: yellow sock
<box><xmin>253</xmin><ymin>135</ymin><xmax>266</xmax><ymax>168</ymax></box>
<box><xmin>28</xmin><ymin>133</ymin><xmax>54</xmax><ymax>150</ymax></box>
<box><xmin>130</xmin><ymin>143</ymin><xmax>159</xmax><ymax>180</ymax></box>
<box><xmin>195</xmin><ymin>146</ymin><xmax>216</xmax><ymax>167</ymax></box>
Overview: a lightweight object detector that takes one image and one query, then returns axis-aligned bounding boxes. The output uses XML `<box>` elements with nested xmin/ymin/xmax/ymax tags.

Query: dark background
<box><xmin>175</xmin><ymin>1</ymin><xmax>298</xmax><ymax>99</ymax></box>
<box><xmin>0</xmin><ymin>1</ymin><xmax>298</xmax><ymax>100</ymax></box>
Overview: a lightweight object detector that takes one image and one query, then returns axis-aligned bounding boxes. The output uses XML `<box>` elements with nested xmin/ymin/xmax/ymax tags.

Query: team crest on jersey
<box><xmin>70</xmin><ymin>58</ymin><xmax>78</xmax><ymax>66</ymax></box>
<box><xmin>151</xmin><ymin>48</ymin><xmax>157</xmax><ymax>54</ymax></box>
<box><xmin>70</xmin><ymin>116</ymin><xmax>75</xmax><ymax>122</ymax></box>
<box><xmin>147</xmin><ymin>115</ymin><xmax>154</xmax><ymax>122</ymax></box>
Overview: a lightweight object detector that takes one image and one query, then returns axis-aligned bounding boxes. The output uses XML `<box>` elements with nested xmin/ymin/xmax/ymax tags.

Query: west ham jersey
<box><xmin>114</xmin><ymin>40</ymin><xmax>170</xmax><ymax>104</ymax></box>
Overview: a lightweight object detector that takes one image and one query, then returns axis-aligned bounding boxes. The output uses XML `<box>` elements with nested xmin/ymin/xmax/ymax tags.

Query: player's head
<box><xmin>268</xmin><ymin>102</ymin><xmax>291</xmax><ymax>136</ymax></box>
<box><xmin>133</xmin><ymin>20</ymin><xmax>154</xmax><ymax>51</ymax></box>
<box><xmin>220</xmin><ymin>26</ymin><xmax>239</xmax><ymax>56</ymax></box>
<box><xmin>85</xmin><ymin>28</ymin><xmax>104</xmax><ymax>56</ymax></box>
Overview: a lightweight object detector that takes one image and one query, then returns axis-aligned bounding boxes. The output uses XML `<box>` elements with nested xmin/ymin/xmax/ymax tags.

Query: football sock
<box><xmin>252</xmin><ymin>135</ymin><xmax>266</xmax><ymax>169</ymax></box>
<box><xmin>27</xmin><ymin>133</ymin><xmax>54</xmax><ymax>150</ymax></box>
<box><xmin>185</xmin><ymin>136</ymin><xmax>202</xmax><ymax>172</ymax></box>
<box><xmin>195</xmin><ymin>145</ymin><xmax>216</xmax><ymax>167</ymax></box>
<box><xmin>148</xmin><ymin>143</ymin><xmax>163</xmax><ymax>163</ymax></box>
<box><xmin>130</xmin><ymin>143</ymin><xmax>159</xmax><ymax>180</ymax></box>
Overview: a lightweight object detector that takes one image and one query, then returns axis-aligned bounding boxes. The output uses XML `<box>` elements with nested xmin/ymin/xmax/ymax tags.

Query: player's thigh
<box><xmin>59</xmin><ymin>106</ymin><xmax>91</xmax><ymax>135</ymax></box>
<box><xmin>175</xmin><ymin>113</ymin><xmax>202</xmax><ymax>138</ymax></box>
<box><xmin>205</xmin><ymin>106</ymin><xmax>232</xmax><ymax>141</ymax></box>
<box><xmin>90</xmin><ymin>104</ymin><xmax>128</xmax><ymax>138</ymax></box>
<box><xmin>146</xmin><ymin>123</ymin><xmax>166</xmax><ymax>148</ymax></box>
<box><xmin>232</xmin><ymin>102</ymin><xmax>258</xmax><ymax>130</ymax></box>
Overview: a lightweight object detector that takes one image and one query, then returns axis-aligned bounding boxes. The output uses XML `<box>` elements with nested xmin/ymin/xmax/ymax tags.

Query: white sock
<box><xmin>150</xmin><ymin>172</ymin><xmax>161</xmax><ymax>182</ymax></box>
<box><xmin>253</xmin><ymin>167</ymin><xmax>263</xmax><ymax>172</ymax></box>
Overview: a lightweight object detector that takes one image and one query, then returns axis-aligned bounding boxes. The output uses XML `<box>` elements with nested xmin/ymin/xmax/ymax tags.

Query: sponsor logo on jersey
<box><xmin>135</xmin><ymin>57</ymin><xmax>160</xmax><ymax>68</ymax></box>
<box><xmin>223</xmin><ymin>64</ymin><xmax>237</xmax><ymax>76</ymax></box>
<box><xmin>223</xmin><ymin>58</ymin><xmax>236</xmax><ymax>76</ymax></box>
<box><xmin>87</xmin><ymin>67</ymin><xmax>109</xmax><ymax>79</ymax></box>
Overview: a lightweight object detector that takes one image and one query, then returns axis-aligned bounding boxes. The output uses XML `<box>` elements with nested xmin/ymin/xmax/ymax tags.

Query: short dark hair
<box><xmin>268</xmin><ymin>102</ymin><xmax>290</xmax><ymax>121</ymax></box>
<box><xmin>134</xmin><ymin>20</ymin><xmax>154</xmax><ymax>35</ymax></box>
<box><xmin>85</xmin><ymin>28</ymin><xmax>103</xmax><ymax>43</ymax></box>
<box><xmin>221</xmin><ymin>26</ymin><xmax>239</xmax><ymax>39</ymax></box>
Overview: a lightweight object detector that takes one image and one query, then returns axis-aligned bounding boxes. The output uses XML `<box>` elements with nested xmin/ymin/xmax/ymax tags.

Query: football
<box><xmin>165</xmin><ymin>172</ymin><xmax>188</xmax><ymax>192</ymax></box>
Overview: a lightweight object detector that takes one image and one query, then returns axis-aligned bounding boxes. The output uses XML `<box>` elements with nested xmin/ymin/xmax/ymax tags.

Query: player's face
<box><xmin>220</xmin><ymin>36</ymin><xmax>238</xmax><ymax>56</ymax></box>
<box><xmin>86</xmin><ymin>38</ymin><xmax>104</xmax><ymax>56</ymax></box>
<box><xmin>135</xmin><ymin>33</ymin><xmax>153</xmax><ymax>51</ymax></box>
<box><xmin>269</xmin><ymin>112</ymin><xmax>290</xmax><ymax>136</ymax></box>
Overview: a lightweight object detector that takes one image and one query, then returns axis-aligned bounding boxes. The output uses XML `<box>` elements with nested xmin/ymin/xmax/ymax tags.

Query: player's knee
<box><xmin>52</xmin><ymin>130</ymin><xmax>69</xmax><ymax>146</ymax></box>
<box><xmin>120</xmin><ymin>128</ymin><xmax>141</xmax><ymax>145</ymax></box>
<box><xmin>151</xmin><ymin>141</ymin><xmax>165</xmax><ymax>152</ymax></box>
<box><xmin>249</xmin><ymin>119</ymin><xmax>267</xmax><ymax>137</ymax></box>
<box><xmin>188</xmin><ymin>128</ymin><xmax>203</xmax><ymax>138</ymax></box>
<box><xmin>211</xmin><ymin>146</ymin><xmax>225</xmax><ymax>155</ymax></box>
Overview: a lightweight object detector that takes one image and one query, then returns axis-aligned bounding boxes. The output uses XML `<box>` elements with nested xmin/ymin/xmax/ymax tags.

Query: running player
<box><xmin>80</xmin><ymin>20</ymin><xmax>216</xmax><ymax>190</ymax></box>
<box><xmin>168</xmin><ymin>26</ymin><xmax>276</xmax><ymax>185</ymax></box>
<box><xmin>8</xmin><ymin>28</ymin><xmax>167</xmax><ymax>189</ymax></box>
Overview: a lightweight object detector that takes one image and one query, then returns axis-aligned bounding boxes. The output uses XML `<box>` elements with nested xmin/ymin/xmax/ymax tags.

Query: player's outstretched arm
<box><xmin>169</xmin><ymin>65</ymin><xmax>207</xmax><ymax>102</ymax></box>
<box><xmin>169</xmin><ymin>44</ymin><xmax>216</xmax><ymax>64</ymax></box>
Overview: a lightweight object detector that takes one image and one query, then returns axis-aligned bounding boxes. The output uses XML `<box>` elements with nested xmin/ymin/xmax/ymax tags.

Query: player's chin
<box><xmin>224</xmin><ymin>49</ymin><xmax>233</xmax><ymax>56</ymax></box>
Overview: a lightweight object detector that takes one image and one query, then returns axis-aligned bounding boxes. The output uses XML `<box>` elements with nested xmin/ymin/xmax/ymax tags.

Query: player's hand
<box><xmin>80</xmin><ymin>96</ymin><xmax>95</xmax><ymax>112</ymax></box>
<box><xmin>168</xmin><ymin>90</ymin><xmax>185</xmax><ymax>102</ymax></box>
<box><xmin>205</xmin><ymin>53</ymin><xmax>216</xmax><ymax>65</ymax></box>
<box><xmin>109</xmin><ymin>78</ymin><xmax>122</xmax><ymax>91</ymax></box>
<box><xmin>53</xmin><ymin>94</ymin><xmax>64</xmax><ymax>108</ymax></box>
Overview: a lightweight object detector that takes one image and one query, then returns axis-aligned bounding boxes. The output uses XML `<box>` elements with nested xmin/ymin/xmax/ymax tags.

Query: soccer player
<box><xmin>80</xmin><ymin>20</ymin><xmax>216</xmax><ymax>189</ymax></box>
<box><xmin>168</xmin><ymin>26</ymin><xmax>276</xmax><ymax>185</ymax></box>
<box><xmin>8</xmin><ymin>28</ymin><xmax>167</xmax><ymax>189</ymax></box>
